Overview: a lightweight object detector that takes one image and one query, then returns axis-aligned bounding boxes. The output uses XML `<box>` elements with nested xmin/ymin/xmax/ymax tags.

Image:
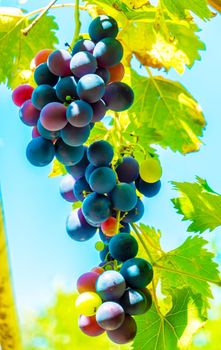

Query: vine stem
<box><xmin>24</xmin><ymin>3</ymin><xmax>86</xmax><ymax>18</ymax></box>
<box><xmin>70</xmin><ymin>0</ymin><xmax>82</xmax><ymax>50</ymax></box>
<box><xmin>22</xmin><ymin>0</ymin><xmax>58</xmax><ymax>36</ymax></box>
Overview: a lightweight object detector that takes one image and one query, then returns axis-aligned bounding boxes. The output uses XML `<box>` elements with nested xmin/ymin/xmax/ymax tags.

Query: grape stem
<box><xmin>70</xmin><ymin>0</ymin><xmax>82</xmax><ymax>51</ymax></box>
<box><xmin>24</xmin><ymin>3</ymin><xmax>86</xmax><ymax>18</ymax></box>
<box><xmin>22</xmin><ymin>0</ymin><xmax>58</xmax><ymax>36</ymax></box>
<box><xmin>116</xmin><ymin>210</ymin><xmax>121</xmax><ymax>234</ymax></box>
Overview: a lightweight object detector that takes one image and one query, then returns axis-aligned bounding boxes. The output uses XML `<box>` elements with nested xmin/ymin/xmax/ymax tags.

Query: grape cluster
<box><xmin>12</xmin><ymin>15</ymin><xmax>134</xmax><ymax>169</ymax></box>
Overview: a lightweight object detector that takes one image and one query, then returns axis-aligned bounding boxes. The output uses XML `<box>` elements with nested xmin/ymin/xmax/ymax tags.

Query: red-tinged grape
<box><xmin>82</xmin><ymin>193</ymin><xmax>112</xmax><ymax>225</ymax></box>
<box><xmin>99</xmin><ymin>228</ymin><xmax>112</xmax><ymax>244</ymax></box>
<box><xmin>66</xmin><ymin>100</ymin><xmax>93</xmax><ymax>127</ymax></box>
<box><xmin>55</xmin><ymin>139</ymin><xmax>84</xmax><ymax>166</ymax></box>
<box><xmin>47</xmin><ymin>49</ymin><xmax>72</xmax><ymax>76</ymax></box>
<box><xmin>40</xmin><ymin>102</ymin><xmax>67</xmax><ymax>131</ymax></box>
<box><xmin>135</xmin><ymin>177</ymin><xmax>161</xmax><ymax>197</ymax></box>
<box><xmin>107</xmin><ymin>314</ymin><xmax>137</xmax><ymax>344</ymax></box>
<box><xmin>37</xmin><ymin>120</ymin><xmax>60</xmax><ymax>141</ymax></box>
<box><xmin>59</xmin><ymin>174</ymin><xmax>77</xmax><ymax>202</ymax></box>
<box><xmin>61</xmin><ymin>124</ymin><xmax>90</xmax><ymax>147</ymax></box>
<box><xmin>12</xmin><ymin>84</ymin><xmax>34</xmax><ymax>107</ymax></box>
<box><xmin>109</xmin><ymin>233</ymin><xmax>138</xmax><ymax>262</ymax></box>
<box><xmin>89</xmin><ymin>167</ymin><xmax>117</xmax><ymax>194</ymax></box>
<box><xmin>31</xmin><ymin>49</ymin><xmax>53</xmax><ymax>70</ymax></box>
<box><xmin>91</xmin><ymin>267</ymin><xmax>105</xmax><ymax>275</ymax></box>
<box><xmin>108</xmin><ymin>63</ymin><xmax>125</xmax><ymax>83</ymax></box>
<box><xmin>96</xmin><ymin>302</ymin><xmax>125</xmax><ymax>330</ymax></box>
<box><xmin>73</xmin><ymin>176</ymin><xmax>91</xmax><ymax>201</ymax></box>
<box><xmin>78</xmin><ymin>315</ymin><xmax>105</xmax><ymax>337</ymax></box>
<box><xmin>75</xmin><ymin>292</ymin><xmax>102</xmax><ymax>316</ymax></box>
<box><xmin>93</xmin><ymin>38</ymin><xmax>123</xmax><ymax>68</ymax></box>
<box><xmin>103</xmin><ymin>82</ymin><xmax>134</xmax><ymax>111</ymax></box>
<box><xmin>34</xmin><ymin>63</ymin><xmax>59</xmax><ymax>86</ymax></box>
<box><xmin>95</xmin><ymin>67</ymin><xmax>110</xmax><ymax>84</ymax></box>
<box><xmin>26</xmin><ymin>137</ymin><xmax>54</xmax><ymax>167</ymax></box>
<box><xmin>96</xmin><ymin>270</ymin><xmax>126</xmax><ymax>301</ymax></box>
<box><xmin>31</xmin><ymin>85</ymin><xmax>59</xmax><ymax>110</ymax></box>
<box><xmin>70</xmin><ymin>51</ymin><xmax>97</xmax><ymax>78</ymax></box>
<box><xmin>110</xmin><ymin>183</ymin><xmax>137</xmax><ymax>212</ymax></box>
<box><xmin>77</xmin><ymin>74</ymin><xmax>105</xmax><ymax>103</ymax></box>
<box><xmin>91</xmin><ymin>100</ymin><xmax>107</xmax><ymax>123</ymax></box>
<box><xmin>122</xmin><ymin>198</ymin><xmax>144</xmax><ymax>223</ymax></box>
<box><xmin>19</xmin><ymin>99</ymin><xmax>40</xmax><ymax>126</ymax></box>
<box><xmin>120</xmin><ymin>258</ymin><xmax>153</xmax><ymax>289</ymax></box>
<box><xmin>77</xmin><ymin>272</ymin><xmax>99</xmax><ymax>293</ymax></box>
<box><xmin>72</xmin><ymin>39</ymin><xmax>95</xmax><ymax>55</ymax></box>
<box><xmin>32</xmin><ymin>126</ymin><xmax>41</xmax><ymax>138</ymax></box>
<box><xmin>101</xmin><ymin>217</ymin><xmax>118</xmax><ymax>237</ymax></box>
<box><xmin>89</xmin><ymin>15</ymin><xmax>118</xmax><ymax>42</ymax></box>
<box><xmin>55</xmin><ymin>76</ymin><xmax>78</xmax><ymax>102</ymax></box>
<box><xmin>87</xmin><ymin>140</ymin><xmax>114</xmax><ymax>166</ymax></box>
<box><xmin>65</xmin><ymin>147</ymin><xmax>89</xmax><ymax>179</ymax></box>
<box><xmin>66</xmin><ymin>208</ymin><xmax>97</xmax><ymax>241</ymax></box>
<box><xmin>116</xmin><ymin>156</ymin><xmax>139</xmax><ymax>183</ymax></box>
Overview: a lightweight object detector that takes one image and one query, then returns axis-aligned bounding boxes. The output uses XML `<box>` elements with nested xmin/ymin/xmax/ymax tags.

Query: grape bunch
<box><xmin>11</xmin><ymin>15</ymin><xmax>134</xmax><ymax>168</ymax></box>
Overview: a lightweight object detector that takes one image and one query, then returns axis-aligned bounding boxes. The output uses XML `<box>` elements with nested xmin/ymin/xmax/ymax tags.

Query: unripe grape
<box><xmin>75</xmin><ymin>292</ymin><xmax>102</xmax><ymax>316</ymax></box>
<box><xmin>139</xmin><ymin>158</ymin><xmax>162</xmax><ymax>183</ymax></box>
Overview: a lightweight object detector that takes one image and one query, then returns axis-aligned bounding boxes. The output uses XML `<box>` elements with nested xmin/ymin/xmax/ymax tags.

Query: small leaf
<box><xmin>48</xmin><ymin>159</ymin><xmax>67</xmax><ymax>178</ymax></box>
<box><xmin>72</xmin><ymin>201</ymin><xmax>82</xmax><ymax>210</ymax></box>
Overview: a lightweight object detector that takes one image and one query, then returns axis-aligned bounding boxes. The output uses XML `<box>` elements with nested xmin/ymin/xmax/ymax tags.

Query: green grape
<box><xmin>75</xmin><ymin>292</ymin><xmax>102</xmax><ymax>316</ymax></box>
<box><xmin>139</xmin><ymin>158</ymin><xmax>162</xmax><ymax>183</ymax></box>
<box><xmin>95</xmin><ymin>241</ymin><xmax>105</xmax><ymax>251</ymax></box>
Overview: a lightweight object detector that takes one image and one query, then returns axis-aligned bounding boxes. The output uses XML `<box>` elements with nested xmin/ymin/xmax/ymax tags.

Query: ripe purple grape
<box><xmin>37</xmin><ymin>120</ymin><xmax>60</xmax><ymax>141</ymax></box>
<box><xmin>93</xmin><ymin>38</ymin><xmax>123</xmax><ymax>68</ymax></box>
<box><xmin>26</xmin><ymin>137</ymin><xmax>54</xmax><ymax>167</ymax></box>
<box><xmin>95</xmin><ymin>67</ymin><xmax>110</xmax><ymax>84</ymax></box>
<box><xmin>70</xmin><ymin>51</ymin><xmax>97</xmax><ymax>78</ymax></box>
<box><xmin>19</xmin><ymin>99</ymin><xmax>40</xmax><ymax>126</ymax></box>
<box><xmin>34</xmin><ymin>63</ymin><xmax>59</xmax><ymax>86</ymax></box>
<box><xmin>73</xmin><ymin>176</ymin><xmax>91</xmax><ymax>201</ymax></box>
<box><xmin>55</xmin><ymin>76</ymin><xmax>78</xmax><ymax>102</ymax></box>
<box><xmin>116</xmin><ymin>156</ymin><xmax>139</xmax><ymax>183</ymax></box>
<box><xmin>103</xmin><ymin>82</ymin><xmax>134</xmax><ymax>111</ymax></box>
<box><xmin>107</xmin><ymin>314</ymin><xmax>137</xmax><ymax>344</ymax></box>
<box><xmin>77</xmin><ymin>74</ymin><xmax>105</xmax><ymax>103</ymax></box>
<box><xmin>89</xmin><ymin>15</ymin><xmax>118</xmax><ymax>42</ymax></box>
<box><xmin>120</xmin><ymin>257</ymin><xmax>153</xmax><ymax>289</ymax></box>
<box><xmin>65</xmin><ymin>147</ymin><xmax>89</xmax><ymax>179</ymax></box>
<box><xmin>122</xmin><ymin>198</ymin><xmax>145</xmax><ymax>223</ymax></box>
<box><xmin>91</xmin><ymin>100</ymin><xmax>107</xmax><ymax>123</ymax></box>
<box><xmin>31</xmin><ymin>85</ymin><xmax>59</xmax><ymax>110</ymax></box>
<box><xmin>78</xmin><ymin>315</ymin><xmax>105</xmax><ymax>337</ymax></box>
<box><xmin>110</xmin><ymin>183</ymin><xmax>137</xmax><ymax>212</ymax></box>
<box><xmin>55</xmin><ymin>139</ymin><xmax>84</xmax><ymax>166</ymax></box>
<box><xmin>77</xmin><ymin>272</ymin><xmax>99</xmax><ymax>293</ymax></box>
<box><xmin>109</xmin><ymin>233</ymin><xmax>138</xmax><ymax>262</ymax></box>
<box><xmin>66</xmin><ymin>100</ymin><xmax>93</xmax><ymax>127</ymax></box>
<box><xmin>66</xmin><ymin>208</ymin><xmax>97</xmax><ymax>241</ymax></box>
<box><xmin>59</xmin><ymin>174</ymin><xmax>77</xmax><ymax>202</ymax></box>
<box><xmin>82</xmin><ymin>192</ymin><xmax>112</xmax><ymax>225</ymax></box>
<box><xmin>135</xmin><ymin>177</ymin><xmax>161</xmax><ymax>197</ymax></box>
<box><xmin>96</xmin><ymin>302</ymin><xmax>125</xmax><ymax>330</ymax></box>
<box><xmin>120</xmin><ymin>288</ymin><xmax>152</xmax><ymax>315</ymax></box>
<box><xmin>40</xmin><ymin>102</ymin><xmax>67</xmax><ymax>131</ymax></box>
<box><xmin>89</xmin><ymin>167</ymin><xmax>117</xmax><ymax>194</ymax></box>
<box><xmin>72</xmin><ymin>39</ymin><xmax>95</xmax><ymax>55</ymax></box>
<box><xmin>61</xmin><ymin>123</ymin><xmax>90</xmax><ymax>147</ymax></box>
<box><xmin>87</xmin><ymin>140</ymin><xmax>114</xmax><ymax>166</ymax></box>
<box><xmin>47</xmin><ymin>49</ymin><xmax>72</xmax><ymax>76</ymax></box>
<box><xmin>96</xmin><ymin>270</ymin><xmax>126</xmax><ymax>301</ymax></box>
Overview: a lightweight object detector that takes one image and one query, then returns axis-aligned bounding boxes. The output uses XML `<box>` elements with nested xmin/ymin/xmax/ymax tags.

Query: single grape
<box><xmin>91</xmin><ymin>100</ymin><xmax>107</xmax><ymax>123</ymax></box>
<box><xmin>89</xmin><ymin>15</ymin><xmax>118</xmax><ymax>42</ymax></box>
<box><xmin>89</xmin><ymin>167</ymin><xmax>117</xmax><ymax>194</ymax></box>
<box><xmin>139</xmin><ymin>158</ymin><xmax>162</xmax><ymax>183</ymax></box>
<box><xmin>31</xmin><ymin>49</ymin><xmax>53</xmax><ymax>69</ymax></box>
<box><xmin>116</xmin><ymin>157</ymin><xmax>139</xmax><ymax>183</ymax></box>
<box><xmin>55</xmin><ymin>139</ymin><xmax>84</xmax><ymax>166</ymax></box>
<box><xmin>34</xmin><ymin>63</ymin><xmax>59</xmax><ymax>86</ymax></box>
<box><xmin>32</xmin><ymin>126</ymin><xmax>41</xmax><ymax>138</ymax></box>
<box><xmin>108</xmin><ymin>63</ymin><xmax>125</xmax><ymax>83</ymax></box>
<box><xmin>61</xmin><ymin>123</ymin><xmax>90</xmax><ymax>147</ymax></box>
<box><xmin>66</xmin><ymin>100</ymin><xmax>93</xmax><ymax>127</ymax></box>
<box><xmin>101</xmin><ymin>217</ymin><xmax>118</xmax><ymax>237</ymax></box>
<box><xmin>77</xmin><ymin>74</ymin><xmax>105</xmax><ymax>103</ymax></box>
<box><xmin>120</xmin><ymin>288</ymin><xmax>152</xmax><ymax>315</ymax></box>
<box><xmin>96</xmin><ymin>302</ymin><xmax>125</xmax><ymax>331</ymax></box>
<box><xmin>135</xmin><ymin>177</ymin><xmax>161</xmax><ymax>197</ymax></box>
<box><xmin>122</xmin><ymin>198</ymin><xmax>144</xmax><ymax>223</ymax></box>
<box><xmin>59</xmin><ymin>174</ymin><xmax>77</xmax><ymax>202</ymax></box>
<box><xmin>65</xmin><ymin>146</ymin><xmax>89</xmax><ymax>179</ymax></box>
<box><xmin>95</xmin><ymin>67</ymin><xmax>110</xmax><ymax>84</ymax></box>
<box><xmin>96</xmin><ymin>270</ymin><xmax>126</xmax><ymax>301</ymax></box>
<box><xmin>73</xmin><ymin>176</ymin><xmax>91</xmax><ymax>201</ymax></box>
<box><xmin>103</xmin><ymin>82</ymin><xmax>134</xmax><ymax>111</ymax></box>
<box><xmin>66</xmin><ymin>208</ymin><xmax>97</xmax><ymax>241</ymax></box>
<box><xmin>93</xmin><ymin>38</ymin><xmax>123</xmax><ymax>68</ymax></box>
<box><xmin>109</xmin><ymin>233</ymin><xmax>138</xmax><ymax>262</ymax></box>
<box><xmin>75</xmin><ymin>291</ymin><xmax>102</xmax><ymax>316</ymax></box>
<box><xmin>37</xmin><ymin>120</ymin><xmax>60</xmax><ymax>141</ymax></box>
<box><xmin>26</xmin><ymin>137</ymin><xmax>54</xmax><ymax>167</ymax></box>
<box><xmin>110</xmin><ymin>183</ymin><xmax>137</xmax><ymax>212</ymax></box>
<box><xmin>85</xmin><ymin>164</ymin><xmax>98</xmax><ymax>183</ymax></box>
<box><xmin>120</xmin><ymin>258</ymin><xmax>153</xmax><ymax>289</ymax></box>
<box><xmin>140</xmin><ymin>288</ymin><xmax>153</xmax><ymax>312</ymax></box>
<box><xmin>87</xmin><ymin>140</ymin><xmax>114</xmax><ymax>166</ymax></box>
<box><xmin>55</xmin><ymin>76</ymin><xmax>78</xmax><ymax>102</ymax></box>
<box><xmin>70</xmin><ymin>51</ymin><xmax>97</xmax><ymax>78</ymax></box>
<box><xmin>40</xmin><ymin>102</ymin><xmax>67</xmax><ymax>131</ymax></box>
<box><xmin>31</xmin><ymin>85</ymin><xmax>58</xmax><ymax>110</ymax></box>
<box><xmin>72</xmin><ymin>39</ymin><xmax>95</xmax><ymax>55</ymax></box>
<box><xmin>12</xmin><ymin>84</ymin><xmax>34</xmax><ymax>107</ymax></box>
<box><xmin>82</xmin><ymin>193</ymin><xmax>112</xmax><ymax>225</ymax></box>
<box><xmin>78</xmin><ymin>315</ymin><xmax>105</xmax><ymax>337</ymax></box>
<box><xmin>19</xmin><ymin>99</ymin><xmax>40</xmax><ymax>126</ymax></box>
<box><xmin>47</xmin><ymin>49</ymin><xmax>72</xmax><ymax>76</ymax></box>
<box><xmin>107</xmin><ymin>314</ymin><xmax>137</xmax><ymax>344</ymax></box>
<box><xmin>77</xmin><ymin>271</ymin><xmax>99</xmax><ymax>293</ymax></box>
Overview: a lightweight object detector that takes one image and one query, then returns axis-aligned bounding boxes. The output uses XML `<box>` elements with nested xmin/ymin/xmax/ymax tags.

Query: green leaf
<box><xmin>171</xmin><ymin>177</ymin><xmax>221</xmax><ymax>233</ymax></box>
<box><xmin>161</xmin><ymin>0</ymin><xmax>212</xmax><ymax>21</ymax></box>
<box><xmin>0</xmin><ymin>11</ymin><xmax>58</xmax><ymax>88</ymax></box>
<box><xmin>127</xmin><ymin>69</ymin><xmax>206</xmax><ymax>154</ymax></box>
<box><xmin>72</xmin><ymin>201</ymin><xmax>82</xmax><ymax>210</ymax></box>
<box><xmin>48</xmin><ymin>159</ymin><xmax>67</xmax><ymax>178</ymax></box>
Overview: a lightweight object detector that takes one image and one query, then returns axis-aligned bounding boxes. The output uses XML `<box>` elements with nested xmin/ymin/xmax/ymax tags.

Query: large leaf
<box><xmin>0</xmin><ymin>9</ymin><xmax>59</xmax><ymax>88</ymax></box>
<box><xmin>161</xmin><ymin>0</ymin><xmax>212</xmax><ymax>20</ymax></box>
<box><xmin>171</xmin><ymin>177</ymin><xmax>221</xmax><ymax>233</ymax></box>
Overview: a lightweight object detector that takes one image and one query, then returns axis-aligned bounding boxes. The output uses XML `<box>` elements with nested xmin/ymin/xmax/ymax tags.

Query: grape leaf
<box><xmin>171</xmin><ymin>177</ymin><xmax>221</xmax><ymax>233</ymax></box>
<box><xmin>48</xmin><ymin>159</ymin><xmax>67</xmax><ymax>178</ymax></box>
<box><xmin>0</xmin><ymin>11</ymin><xmax>58</xmax><ymax>88</ymax></box>
<box><xmin>126</xmin><ymin>69</ymin><xmax>206</xmax><ymax>154</ymax></box>
<box><xmin>161</xmin><ymin>0</ymin><xmax>212</xmax><ymax>20</ymax></box>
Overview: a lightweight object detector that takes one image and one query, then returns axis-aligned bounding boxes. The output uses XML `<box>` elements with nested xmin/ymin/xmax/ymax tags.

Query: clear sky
<box><xmin>0</xmin><ymin>0</ymin><xmax>221</xmax><ymax>321</ymax></box>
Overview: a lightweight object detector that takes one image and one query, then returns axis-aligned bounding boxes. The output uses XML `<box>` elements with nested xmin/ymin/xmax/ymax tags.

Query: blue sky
<box><xmin>0</xmin><ymin>0</ymin><xmax>221</xmax><ymax>321</ymax></box>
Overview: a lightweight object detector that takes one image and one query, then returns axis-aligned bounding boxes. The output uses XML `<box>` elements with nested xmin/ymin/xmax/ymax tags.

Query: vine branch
<box><xmin>70</xmin><ymin>0</ymin><xmax>82</xmax><ymax>50</ymax></box>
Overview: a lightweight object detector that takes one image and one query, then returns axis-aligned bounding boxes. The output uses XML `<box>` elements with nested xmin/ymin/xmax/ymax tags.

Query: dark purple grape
<box><xmin>26</xmin><ymin>137</ymin><xmax>54</xmax><ymax>167</ymax></box>
<box><xmin>89</xmin><ymin>15</ymin><xmax>118</xmax><ymax>42</ymax></box>
<box><xmin>96</xmin><ymin>270</ymin><xmax>126</xmax><ymax>301</ymax></box>
<box><xmin>95</xmin><ymin>67</ymin><xmax>110</xmax><ymax>84</ymax></box>
<box><xmin>73</xmin><ymin>176</ymin><xmax>92</xmax><ymax>201</ymax></box>
<box><xmin>34</xmin><ymin>63</ymin><xmax>59</xmax><ymax>86</ymax></box>
<box><xmin>120</xmin><ymin>288</ymin><xmax>152</xmax><ymax>315</ymax></box>
<box><xmin>91</xmin><ymin>100</ymin><xmax>107</xmax><ymax>122</ymax></box>
<box><xmin>32</xmin><ymin>85</ymin><xmax>59</xmax><ymax>110</ymax></box>
<box><xmin>93</xmin><ymin>38</ymin><xmax>123</xmax><ymax>68</ymax></box>
<box><xmin>77</xmin><ymin>74</ymin><xmax>105</xmax><ymax>103</ymax></box>
<box><xmin>40</xmin><ymin>102</ymin><xmax>67</xmax><ymax>131</ymax></box>
<box><xmin>87</xmin><ymin>140</ymin><xmax>114</xmax><ymax>166</ymax></box>
<box><xmin>55</xmin><ymin>76</ymin><xmax>78</xmax><ymax>102</ymax></box>
<box><xmin>66</xmin><ymin>100</ymin><xmax>93</xmax><ymax>127</ymax></box>
<box><xmin>109</xmin><ymin>233</ymin><xmax>138</xmax><ymax>262</ymax></box>
<box><xmin>116</xmin><ymin>157</ymin><xmax>139</xmax><ymax>183</ymax></box>
<box><xmin>82</xmin><ymin>193</ymin><xmax>112</xmax><ymax>225</ymax></box>
<box><xmin>59</xmin><ymin>174</ymin><xmax>77</xmax><ymax>202</ymax></box>
<box><xmin>37</xmin><ymin>120</ymin><xmax>60</xmax><ymax>140</ymax></box>
<box><xmin>19</xmin><ymin>99</ymin><xmax>40</xmax><ymax>126</ymax></box>
<box><xmin>85</xmin><ymin>164</ymin><xmax>98</xmax><ymax>183</ymax></box>
<box><xmin>55</xmin><ymin>139</ymin><xmax>84</xmax><ymax>166</ymax></box>
<box><xmin>135</xmin><ymin>177</ymin><xmax>161</xmax><ymax>197</ymax></box>
<box><xmin>65</xmin><ymin>146</ymin><xmax>89</xmax><ymax>178</ymax></box>
<box><xmin>120</xmin><ymin>258</ymin><xmax>153</xmax><ymax>289</ymax></box>
<box><xmin>96</xmin><ymin>302</ymin><xmax>125</xmax><ymax>330</ymax></box>
<box><xmin>47</xmin><ymin>49</ymin><xmax>72</xmax><ymax>76</ymax></box>
<box><xmin>66</xmin><ymin>208</ymin><xmax>97</xmax><ymax>241</ymax></box>
<box><xmin>122</xmin><ymin>198</ymin><xmax>144</xmax><ymax>223</ymax></box>
<box><xmin>110</xmin><ymin>183</ymin><xmax>137</xmax><ymax>212</ymax></box>
<box><xmin>70</xmin><ymin>51</ymin><xmax>97</xmax><ymax>78</ymax></box>
<box><xmin>61</xmin><ymin>123</ymin><xmax>90</xmax><ymax>147</ymax></box>
<box><xmin>89</xmin><ymin>167</ymin><xmax>117</xmax><ymax>194</ymax></box>
<box><xmin>32</xmin><ymin>126</ymin><xmax>41</xmax><ymax>138</ymax></box>
<box><xmin>72</xmin><ymin>39</ymin><xmax>95</xmax><ymax>55</ymax></box>
<box><xmin>78</xmin><ymin>315</ymin><xmax>105</xmax><ymax>337</ymax></box>
<box><xmin>103</xmin><ymin>82</ymin><xmax>134</xmax><ymax>111</ymax></box>
<box><xmin>107</xmin><ymin>314</ymin><xmax>137</xmax><ymax>344</ymax></box>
